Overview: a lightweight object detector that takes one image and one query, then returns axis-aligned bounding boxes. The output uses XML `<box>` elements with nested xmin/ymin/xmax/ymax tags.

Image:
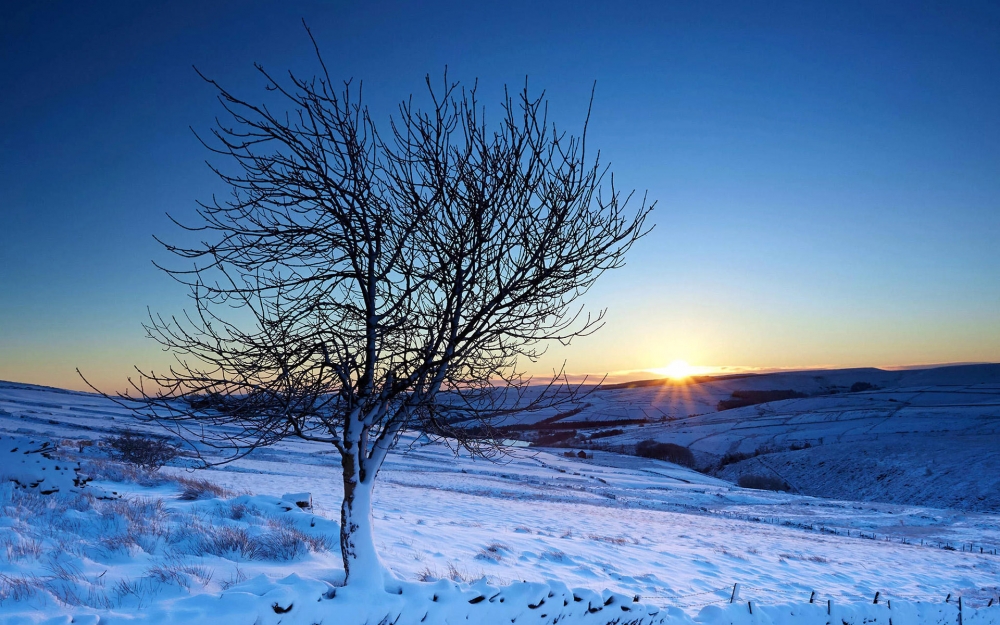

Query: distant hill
<box><xmin>584</xmin><ymin>363</ymin><xmax>1000</xmax><ymax>511</ymax></box>
<box><xmin>3</xmin><ymin>363</ymin><xmax>999</xmax><ymax>511</ymax></box>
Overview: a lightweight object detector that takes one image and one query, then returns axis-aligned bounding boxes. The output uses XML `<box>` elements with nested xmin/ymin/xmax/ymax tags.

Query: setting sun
<box><xmin>661</xmin><ymin>359</ymin><xmax>695</xmax><ymax>380</ymax></box>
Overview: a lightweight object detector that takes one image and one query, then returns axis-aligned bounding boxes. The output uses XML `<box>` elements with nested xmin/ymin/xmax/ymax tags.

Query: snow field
<box><xmin>0</xmin><ymin>456</ymin><xmax>342</xmax><ymax>613</ymax></box>
<box><xmin>593</xmin><ymin>383</ymin><xmax>1000</xmax><ymax>511</ymax></box>
<box><xmin>2</xmin><ymin>380</ymin><xmax>1000</xmax><ymax>624</ymax></box>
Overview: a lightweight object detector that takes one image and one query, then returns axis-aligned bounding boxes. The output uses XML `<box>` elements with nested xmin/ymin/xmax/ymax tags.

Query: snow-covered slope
<box><xmin>496</xmin><ymin>364</ymin><xmax>1000</xmax><ymax>427</ymax></box>
<box><xmin>592</xmin><ymin>376</ymin><xmax>1000</xmax><ymax>510</ymax></box>
<box><xmin>1</xmin><ymin>378</ymin><xmax>1000</xmax><ymax>623</ymax></box>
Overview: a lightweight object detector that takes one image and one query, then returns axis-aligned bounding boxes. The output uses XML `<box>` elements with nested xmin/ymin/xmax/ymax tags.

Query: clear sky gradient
<box><xmin>2</xmin><ymin>1</ymin><xmax>998</xmax><ymax>391</ymax></box>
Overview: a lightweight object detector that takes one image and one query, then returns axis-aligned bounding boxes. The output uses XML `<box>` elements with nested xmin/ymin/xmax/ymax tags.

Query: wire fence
<box><xmin>534</xmin><ymin>452</ymin><xmax>1000</xmax><ymax>557</ymax></box>
<box><xmin>636</xmin><ymin>583</ymin><xmax>1000</xmax><ymax>611</ymax></box>
<box><xmin>712</xmin><ymin>509</ymin><xmax>1000</xmax><ymax>555</ymax></box>
<box><xmin>637</xmin><ymin>587</ymin><xmax>733</xmax><ymax>608</ymax></box>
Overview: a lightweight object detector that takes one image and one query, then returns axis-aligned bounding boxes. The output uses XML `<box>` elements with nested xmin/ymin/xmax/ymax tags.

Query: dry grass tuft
<box><xmin>1</xmin><ymin>537</ymin><xmax>44</xmax><ymax>562</ymax></box>
<box><xmin>474</xmin><ymin>541</ymin><xmax>511</xmax><ymax>563</ymax></box>
<box><xmin>0</xmin><ymin>456</ymin><xmax>335</xmax><ymax>610</ymax></box>
<box><xmin>176</xmin><ymin>476</ymin><xmax>231</xmax><ymax>501</ymax></box>
<box><xmin>0</xmin><ymin>573</ymin><xmax>43</xmax><ymax>603</ymax></box>
<box><xmin>219</xmin><ymin>565</ymin><xmax>247</xmax><ymax>590</ymax></box>
<box><xmin>587</xmin><ymin>534</ymin><xmax>636</xmax><ymax>546</ymax></box>
<box><xmin>193</xmin><ymin>517</ymin><xmax>333</xmax><ymax>561</ymax></box>
<box><xmin>415</xmin><ymin>563</ymin><xmax>484</xmax><ymax>584</ymax></box>
<box><xmin>145</xmin><ymin>560</ymin><xmax>214</xmax><ymax>589</ymax></box>
<box><xmin>540</xmin><ymin>549</ymin><xmax>567</xmax><ymax>562</ymax></box>
<box><xmin>778</xmin><ymin>552</ymin><xmax>828</xmax><ymax>563</ymax></box>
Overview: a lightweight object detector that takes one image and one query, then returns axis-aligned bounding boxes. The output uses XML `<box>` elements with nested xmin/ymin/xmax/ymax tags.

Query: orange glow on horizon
<box><xmin>648</xmin><ymin>359</ymin><xmax>713</xmax><ymax>380</ymax></box>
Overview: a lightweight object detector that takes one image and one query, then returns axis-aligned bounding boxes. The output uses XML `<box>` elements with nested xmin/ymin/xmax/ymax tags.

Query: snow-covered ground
<box><xmin>2</xmin><ymin>379</ymin><xmax>1000</xmax><ymax>624</ymax></box>
<box><xmin>594</xmin><ymin>377</ymin><xmax>1000</xmax><ymax>511</ymax></box>
<box><xmin>490</xmin><ymin>365</ymin><xmax>1000</xmax><ymax>427</ymax></box>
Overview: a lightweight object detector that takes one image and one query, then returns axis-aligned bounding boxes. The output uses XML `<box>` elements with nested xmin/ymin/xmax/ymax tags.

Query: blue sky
<box><xmin>2</xmin><ymin>0</ymin><xmax>998</xmax><ymax>390</ymax></box>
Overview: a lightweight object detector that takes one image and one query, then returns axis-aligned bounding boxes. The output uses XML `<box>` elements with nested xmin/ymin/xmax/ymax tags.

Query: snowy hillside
<box><xmin>495</xmin><ymin>364</ymin><xmax>1000</xmax><ymax>427</ymax></box>
<box><xmin>586</xmin><ymin>365</ymin><xmax>1000</xmax><ymax>511</ymax></box>
<box><xmin>1</xmin><ymin>378</ymin><xmax>1000</xmax><ymax>623</ymax></box>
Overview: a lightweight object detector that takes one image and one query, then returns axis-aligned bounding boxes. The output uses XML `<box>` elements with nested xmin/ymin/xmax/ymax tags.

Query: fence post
<box><xmin>747</xmin><ymin>601</ymin><xmax>753</xmax><ymax>615</ymax></box>
<box><xmin>809</xmin><ymin>591</ymin><xmax>815</xmax><ymax>604</ymax></box>
<box><xmin>828</xmin><ymin>599</ymin><xmax>832</xmax><ymax>616</ymax></box>
<box><xmin>873</xmin><ymin>591</ymin><xmax>880</xmax><ymax>604</ymax></box>
<box><xmin>730</xmin><ymin>583</ymin><xmax>740</xmax><ymax>603</ymax></box>
<box><xmin>958</xmin><ymin>596</ymin><xmax>963</xmax><ymax>625</ymax></box>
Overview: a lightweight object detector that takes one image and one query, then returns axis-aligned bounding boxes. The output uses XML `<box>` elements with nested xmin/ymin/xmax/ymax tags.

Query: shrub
<box><xmin>716</xmin><ymin>390</ymin><xmax>807</xmax><ymax>411</ymax></box>
<box><xmin>532</xmin><ymin>430</ymin><xmax>577</xmax><ymax>446</ymax></box>
<box><xmin>634</xmin><ymin>440</ymin><xmax>695</xmax><ymax>467</ymax></box>
<box><xmin>850</xmin><ymin>382</ymin><xmax>876</xmax><ymax>392</ymax></box>
<box><xmin>588</xmin><ymin>428</ymin><xmax>624</xmax><ymax>440</ymax></box>
<box><xmin>738</xmin><ymin>474</ymin><xmax>791</xmax><ymax>492</ymax></box>
<box><xmin>718</xmin><ymin>450</ymin><xmax>753</xmax><ymax>468</ymax></box>
<box><xmin>80</xmin><ymin>458</ymin><xmax>168</xmax><ymax>487</ymax></box>
<box><xmin>718</xmin><ymin>444</ymin><xmax>780</xmax><ymax>469</ymax></box>
<box><xmin>103</xmin><ymin>431</ymin><xmax>179</xmax><ymax>471</ymax></box>
<box><xmin>551</xmin><ymin>406</ymin><xmax>584</xmax><ymax>420</ymax></box>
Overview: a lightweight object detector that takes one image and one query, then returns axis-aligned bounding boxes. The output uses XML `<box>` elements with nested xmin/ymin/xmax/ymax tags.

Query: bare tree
<box><xmin>85</xmin><ymin>31</ymin><xmax>652</xmax><ymax>588</ymax></box>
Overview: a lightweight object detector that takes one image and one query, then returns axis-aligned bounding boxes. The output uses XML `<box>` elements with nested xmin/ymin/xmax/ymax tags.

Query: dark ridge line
<box><xmin>600</xmin><ymin>373</ymin><xmax>761</xmax><ymax>391</ymax></box>
<box><xmin>499</xmin><ymin>417</ymin><xmax>653</xmax><ymax>432</ymax></box>
<box><xmin>598</xmin><ymin>363</ymin><xmax>1000</xmax><ymax>392</ymax></box>
<box><xmin>0</xmin><ymin>380</ymin><xmax>99</xmax><ymax>397</ymax></box>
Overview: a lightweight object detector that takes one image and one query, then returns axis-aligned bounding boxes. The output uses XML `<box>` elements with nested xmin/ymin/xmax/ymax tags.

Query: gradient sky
<box><xmin>2</xmin><ymin>0</ymin><xmax>999</xmax><ymax>391</ymax></box>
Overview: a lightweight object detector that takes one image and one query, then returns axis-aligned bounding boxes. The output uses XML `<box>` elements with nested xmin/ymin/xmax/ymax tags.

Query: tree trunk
<box><xmin>340</xmin><ymin>450</ymin><xmax>385</xmax><ymax>588</ymax></box>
